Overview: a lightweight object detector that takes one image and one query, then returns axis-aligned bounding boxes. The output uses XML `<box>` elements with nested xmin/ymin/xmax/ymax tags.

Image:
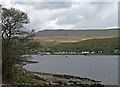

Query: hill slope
<box><xmin>47</xmin><ymin>37</ymin><xmax>119</xmax><ymax>54</ymax></box>
<box><xmin>34</xmin><ymin>29</ymin><xmax>118</xmax><ymax>43</ymax></box>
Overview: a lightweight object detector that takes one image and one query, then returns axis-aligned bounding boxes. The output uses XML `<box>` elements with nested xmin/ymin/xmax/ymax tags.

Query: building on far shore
<box><xmin>81</xmin><ymin>51</ymin><xmax>89</xmax><ymax>54</ymax></box>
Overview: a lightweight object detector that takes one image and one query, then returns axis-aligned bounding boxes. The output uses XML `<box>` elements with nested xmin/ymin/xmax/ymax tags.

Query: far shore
<box><xmin>23</xmin><ymin>54</ymin><xmax>119</xmax><ymax>57</ymax></box>
<box><xmin>43</xmin><ymin>54</ymin><xmax>118</xmax><ymax>55</ymax></box>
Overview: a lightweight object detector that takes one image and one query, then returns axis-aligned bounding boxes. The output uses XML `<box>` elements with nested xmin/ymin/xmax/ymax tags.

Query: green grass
<box><xmin>10</xmin><ymin>75</ymin><xmax>34</xmax><ymax>85</ymax></box>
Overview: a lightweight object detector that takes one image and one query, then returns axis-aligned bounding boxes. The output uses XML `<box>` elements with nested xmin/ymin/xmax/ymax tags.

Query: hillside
<box><xmin>44</xmin><ymin>37</ymin><xmax>120</xmax><ymax>55</ymax></box>
<box><xmin>34</xmin><ymin>28</ymin><xmax>118</xmax><ymax>43</ymax></box>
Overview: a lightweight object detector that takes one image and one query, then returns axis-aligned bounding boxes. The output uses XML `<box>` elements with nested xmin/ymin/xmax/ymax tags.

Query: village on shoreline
<box><xmin>32</xmin><ymin>50</ymin><xmax>119</xmax><ymax>55</ymax></box>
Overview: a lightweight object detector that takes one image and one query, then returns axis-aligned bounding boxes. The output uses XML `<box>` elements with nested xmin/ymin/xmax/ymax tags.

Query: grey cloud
<box><xmin>14</xmin><ymin>2</ymin><xmax>72</xmax><ymax>10</ymax></box>
<box><xmin>9</xmin><ymin>2</ymin><xmax>118</xmax><ymax>31</ymax></box>
<box><xmin>50</xmin><ymin>2</ymin><xmax>117</xmax><ymax>29</ymax></box>
<box><xmin>55</xmin><ymin>15</ymin><xmax>83</xmax><ymax>25</ymax></box>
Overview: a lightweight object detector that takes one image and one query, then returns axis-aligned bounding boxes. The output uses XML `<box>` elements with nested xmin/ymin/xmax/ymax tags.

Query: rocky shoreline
<box><xmin>22</xmin><ymin>69</ymin><xmax>104</xmax><ymax>87</ymax></box>
<box><xmin>20</xmin><ymin>60</ymin><xmax>104</xmax><ymax>87</ymax></box>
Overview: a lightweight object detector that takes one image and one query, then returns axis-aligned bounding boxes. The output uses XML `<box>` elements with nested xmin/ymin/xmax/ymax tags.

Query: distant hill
<box><xmin>36</xmin><ymin>28</ymin><xmax>118</xmax><ymax>37</ymax></box>
<box><xmin>34</xmin><ymin>28</ymin><xmax>119</xmax><ymax>43</ymax></box>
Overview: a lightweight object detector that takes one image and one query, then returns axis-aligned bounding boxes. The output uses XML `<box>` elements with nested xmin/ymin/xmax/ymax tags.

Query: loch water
<box><xmin>23</xmin><ymin>55</ymin><xmax>118</xmax><ymax>85</ymax></box>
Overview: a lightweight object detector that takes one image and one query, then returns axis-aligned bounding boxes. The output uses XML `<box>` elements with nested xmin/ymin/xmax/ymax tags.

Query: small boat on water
<box><xmin>65</xmin><ymin>55</ymin><xmax>68</xmax><ymax>57</ymax></box>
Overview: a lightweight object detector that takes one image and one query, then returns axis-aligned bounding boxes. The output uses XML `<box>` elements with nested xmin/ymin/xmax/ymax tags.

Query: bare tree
<box><xmin>1</xmin><ymin>7</ymin><xmax>29</xmax><ymax>41</ymax></box>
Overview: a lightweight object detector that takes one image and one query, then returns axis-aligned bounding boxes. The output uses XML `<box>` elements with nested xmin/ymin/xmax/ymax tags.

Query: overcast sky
<box><xmin>1</xmin><ymin>0</ymin><xmax>119</xmax><ymax>31</ymax></box>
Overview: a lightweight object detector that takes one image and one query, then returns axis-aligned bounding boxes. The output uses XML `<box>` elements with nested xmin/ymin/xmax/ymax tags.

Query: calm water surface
<box><xmin>23</xmin><ymin>55</ymin><xmax>118</xmax><ymax>85</ymax></box>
